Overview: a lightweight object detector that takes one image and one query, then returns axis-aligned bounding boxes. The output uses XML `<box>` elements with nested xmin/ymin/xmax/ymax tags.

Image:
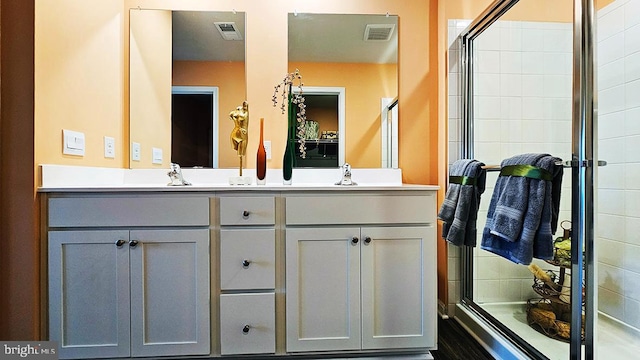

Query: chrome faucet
<box><xmin>167</xmin><ymin>163</ymin><xmax>191</xmax><ymax>186</ymax></box>
<box><xmin>335</xmin><ymin>163</ymin><xmax>357</xmax><ymax>186</ymax></box>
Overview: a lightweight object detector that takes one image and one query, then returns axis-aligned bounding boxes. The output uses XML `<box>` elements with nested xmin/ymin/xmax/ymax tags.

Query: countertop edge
<box><xmin>38</xmin><ymin>184</ymin><xmax>440</xmax><ymax>193</ymax></box>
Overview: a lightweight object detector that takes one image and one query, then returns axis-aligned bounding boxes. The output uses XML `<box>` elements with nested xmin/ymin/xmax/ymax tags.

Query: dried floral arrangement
<box><xmin>272</xmin><ymin>69</ymin><xmax>307</xmax><ymax>158</ymax></box>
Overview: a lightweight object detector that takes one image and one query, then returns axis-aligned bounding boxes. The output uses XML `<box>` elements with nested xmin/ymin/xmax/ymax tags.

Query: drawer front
<box><xmin>285</xmin><ymin>193</ymin><xmax>436</xmax><ymax>225</ymax></box>
<box><xmin>220</xmin><ymin>229</ymin><xmax>275</xmax><ymax>290</ymax></box>
<box><xmin>220</xmin><ymin>293</ymin><xmax>275</xmax><ymax>355</ymax></box>
<box><xmin>49</xmin><ymin>196</ymin><xmax>210</xmax><ymax>227</ymax></box>
<box><xmin>219</xmin><ymin>196</ymin><xmax>275</xmax><ymax>226</ymax></box>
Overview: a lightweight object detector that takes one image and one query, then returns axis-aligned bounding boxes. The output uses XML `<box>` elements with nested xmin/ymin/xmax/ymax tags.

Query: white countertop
<box><xmin>38</xmin><ymin>165</ymin><xmax>439</xmax><ymax>192</ymax></box>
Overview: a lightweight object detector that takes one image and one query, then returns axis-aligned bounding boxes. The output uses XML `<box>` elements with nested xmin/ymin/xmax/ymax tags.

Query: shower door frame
<box><xmin>456</xmin><ymin>0</ymin><xmax>597</xmax><ymax>359</ymax></box>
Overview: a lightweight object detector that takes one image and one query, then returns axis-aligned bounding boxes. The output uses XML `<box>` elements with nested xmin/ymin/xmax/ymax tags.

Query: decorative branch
<box><xmin>272</xmin><ymin>69</ymin><xmax>307</xmax><ymax>158</ymax></box>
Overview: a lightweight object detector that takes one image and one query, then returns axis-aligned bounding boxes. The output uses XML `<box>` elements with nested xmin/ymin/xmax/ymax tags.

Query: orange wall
<box><xmin>172</xmin><ymin>61</ymin><xmax>247</xmax><ymax>168</ymax></box>
<box><xmin>35</xmin><ymin>0</ymin><xmax>125</xmax><ymax>168</ymax></box>
<box><xmin>129</xmin><ymin>9</ymin><xmax>172</xmax><ymax>168</ymax></box>
<box><xmin>289</xmin><ymin>61</ymin><xmax>397</xmax><ymax>168</ymax></box>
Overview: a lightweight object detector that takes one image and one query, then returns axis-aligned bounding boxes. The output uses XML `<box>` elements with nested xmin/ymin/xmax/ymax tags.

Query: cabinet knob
<box><xmin>364</xmin><ymin>236</ymin><xmax>372</xmax><ymax>244</ymax></box>
<box><xmin>351</xmin><ymin>236</ymin><xmax>359</xmax><ymax>244</ymax></box>
<box><xmin>242</xmin><ymin>210</ymin><xmax>250</xmax><ymax>218</ymax></box>
<box><xmin>115</xmin><ymin>239</ymin><xmax>126</xmax><ymax>247</ymax></box>
<box><xmin>129</xmin><ymin>240</ymin><xmax>139</xmax><ymax>248</ymax></box>
<box><xmin>242</xmin><ymin>259</ymin><xmax>251</xmax><ymax>268</ymax></box>
<box><xmin>242</xmin><ymin>325</ymin><xmax>251</xmax><ymax>334</ymax></box>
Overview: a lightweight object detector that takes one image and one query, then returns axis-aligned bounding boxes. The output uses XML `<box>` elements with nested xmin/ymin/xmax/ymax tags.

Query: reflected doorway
<box><xmin>293</xmin><ymin>86</ymin><xmax>345</xmax><ymax>167</ymax></box>
<box><xmin>171</xmin><ymin>86</ymin><xmax>219</xmax><ymax>168</ymax></box>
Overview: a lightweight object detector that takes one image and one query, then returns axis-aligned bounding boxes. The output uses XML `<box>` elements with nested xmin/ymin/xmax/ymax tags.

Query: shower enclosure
<box><xmin>447</xmin><ymin>0</ymin><xmax>640</xmax><ymax>358</ymax></box>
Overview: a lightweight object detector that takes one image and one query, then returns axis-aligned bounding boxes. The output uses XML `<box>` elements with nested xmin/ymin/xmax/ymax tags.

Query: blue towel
<box><xmin>438</xmin><ymin>159</ymin><xmax>486</xmax><ymax>246</ymax></box>
<box><xmin>480</xmin><ymin>154</ymin><xmax>563</xmax><ymax>264</ymax></box>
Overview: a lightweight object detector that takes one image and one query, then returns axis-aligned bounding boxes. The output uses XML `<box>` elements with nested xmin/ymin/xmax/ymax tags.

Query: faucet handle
<box><xmin>167</xmin><ymin>163</ymin><xmax>191</xmax><ymax>186</ymax></box>
<box><xmin>335</xmin><ymin>163</ymin><xmax>357</xmax><ymax>186</ymax></box>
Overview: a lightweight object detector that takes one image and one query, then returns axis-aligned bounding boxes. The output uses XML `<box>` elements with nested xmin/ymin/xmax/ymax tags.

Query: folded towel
<box><xmin>481</xmin><ymin>154</ymin><xmax>563</xmax><ymax>264</ymax></box>
<box><xmin>438</xmin><ymin>159</ymin><xmax>486</xmax><ymax>246</ymax></box>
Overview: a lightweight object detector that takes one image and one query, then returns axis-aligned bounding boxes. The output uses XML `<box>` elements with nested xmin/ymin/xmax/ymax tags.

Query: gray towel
<box><xmin>481</xmin><ymin>154</ymin><xmax>563</xmax><ymax>264</ymax></box>
<box><xmin>438</xmin><ymin>159</ymin><xmax>486</xmax><ymax>246</ymax></box>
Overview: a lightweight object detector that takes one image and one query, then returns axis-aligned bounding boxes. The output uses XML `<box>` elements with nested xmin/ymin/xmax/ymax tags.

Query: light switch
<box><xmin>132</xmin><ymin>142</ymin><xmax>141</xmax><ymax>161</ymax></box>
<box><xmin>63</xmin><ymin>129</ymin><xmax>85</xmax><ymax>156</ymax></box>
<box><xmin>104</xmin><ymin>136</ymin><xmax>115</xmax><ymax>158</ymax></box>
<box><xmin>264</xmin><ymin>140</ymin><xmax>272</xmax><ymax>160</ymax></box>
<box><xmin>152</xmin><ymin>147</ymin><xmax>163</xmax><ymax>164</ymax></box>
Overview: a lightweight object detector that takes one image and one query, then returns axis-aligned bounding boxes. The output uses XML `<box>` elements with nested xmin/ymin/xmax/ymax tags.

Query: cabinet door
<box><xmin>285</xmin><ymin>227</ymin><xmax>361</xmax><ymax>352</ymax></box>
<box><xmin>129</xmin><ymin>229</ymin><xmax>210</xmax><ymax>357</ymax></box>
<box><xmin>360</xmin><ymin>226</ymin><xmax>437</xmax><ymax>349</ymax></box>
<box><xmin>48</xmin><ymin>230</ymin><xmax>131</xmax><ymax>359</ymax></box>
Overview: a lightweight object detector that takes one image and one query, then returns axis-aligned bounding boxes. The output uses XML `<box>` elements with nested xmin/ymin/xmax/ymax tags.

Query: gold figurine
<box><xmin>230</xmin><ymin>101</ymin><xmax>249</xmax><ymax>176</ymax></box>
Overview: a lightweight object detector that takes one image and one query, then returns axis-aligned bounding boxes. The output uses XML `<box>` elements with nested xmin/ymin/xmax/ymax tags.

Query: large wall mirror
<box><xmin>288</xmin><ymin>13</ymin><xmax>398</xmax><ymax>169</ymax></box>
<box><xmin>130</xmin><ymin>10</ymin><xmax>397</xmax><ymax>169</ymax></box>
<box><xmin>129</xmin><ymin>9</ymin><xmax>246</xmax><ymax>169</ymax></box>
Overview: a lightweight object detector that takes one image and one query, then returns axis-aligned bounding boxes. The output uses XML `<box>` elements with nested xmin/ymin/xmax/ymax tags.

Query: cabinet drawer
<box><xmin>220</xmin><ymin>229</ymin><xmax>275</xmax><ymax>290</ymax></box>
<box><xmin>219</xmin><ymin>196</ymin><xmax>275</xmax><ymax>226</ymax></box>
<box><xmin>286</xmin><ymin>193</ymin><xmax>436</xmax><ymax>225</ymax></box>
<box><xmin>220</xmin><ymin>293</ymin><xmax>275</xmax><ymax>355</ymax></box>
<box><xmin>49</xmin><ymin>196</ymin><xmax>210</xmax><ymax>227</ymax></box>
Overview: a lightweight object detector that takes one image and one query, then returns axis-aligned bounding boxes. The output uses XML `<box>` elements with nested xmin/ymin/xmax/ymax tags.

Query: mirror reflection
<box><xmin>129</xmin><ymin>9</ymin><xmax>246</xmax><ymax>169</ymax></box>
<box><xmin>129</xmin><ymin>11</ymin><xmax>397</xmax><ymax>169</ymax></box>
<box><xmin>288</xmin><ymin>13</ymin><xmax>398</xmax><ymax>168</ymax></box>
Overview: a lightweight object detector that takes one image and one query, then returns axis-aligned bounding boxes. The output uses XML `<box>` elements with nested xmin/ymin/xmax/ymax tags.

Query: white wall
<box><xmin>596</xmin><ymin>0</ymin><xmax>640</xmax><ymax>330</ymax></box>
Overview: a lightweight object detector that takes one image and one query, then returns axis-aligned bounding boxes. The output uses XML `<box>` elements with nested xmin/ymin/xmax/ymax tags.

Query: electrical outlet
<box><xmin>132</xmin><ymin>142</ymin><xmax>141</xmax><ymax>161</ymax></box>
<box><xmin>264</xmin><ymin>140</ymin><xmax>272</xmax><ymax>160</ymax></box>
<box><xmin>152</xmin><ymin>147</ymin><xmax>163</xmax><ymax>164</ymax></box>
<box><xmin>104</xmin><ymin>136</ymin><xmax>115</xmax><ymax>158</ymax></box>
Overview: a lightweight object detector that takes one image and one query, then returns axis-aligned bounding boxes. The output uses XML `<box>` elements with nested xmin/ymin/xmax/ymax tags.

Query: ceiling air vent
<box><xmin>214</xmin><ymin>22</ymin><xmax>243</xmax><ymax>41</ymax></box>
<box><xmin>364</xmin><ymin>24</ymin><xmax>395</xmax><ymax>41</ymax></box>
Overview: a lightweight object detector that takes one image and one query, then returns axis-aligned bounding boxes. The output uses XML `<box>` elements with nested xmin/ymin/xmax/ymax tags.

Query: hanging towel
<box><xmin>438</xmin><ymin>159</ymin><xmax>487</xmax><ymax>247</ymax></box>
<box><xmin>480</xmin><ymin>153</ymin><xmax>563</xmax><ymax>264</ymax></box>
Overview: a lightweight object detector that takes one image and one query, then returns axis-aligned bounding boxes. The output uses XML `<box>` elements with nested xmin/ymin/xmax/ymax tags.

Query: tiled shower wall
<box><xmin>596</xmin><ymin>0</ymin><xmax>640</xmax><ymax>330</ymax></box>
<box><xmin>447</xmin><ymin>19</ymin><xmax>573</xmax><ymax>315</ymax></box>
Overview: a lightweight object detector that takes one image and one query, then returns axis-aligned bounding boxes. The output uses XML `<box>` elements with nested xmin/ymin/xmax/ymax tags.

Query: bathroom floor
<box><xmin>432</xmin><ymin>316</ymin><xmax>494</xmax><ymax>360</ymax></box>
<box><xmin>480</xmin><ymin>303</ymin><xmax>640</xmax><ymax>360</ymax></box>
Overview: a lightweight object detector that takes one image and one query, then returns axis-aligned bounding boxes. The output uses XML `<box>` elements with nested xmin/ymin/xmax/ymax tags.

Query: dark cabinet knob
<box><xmin>115</xmin><ymin>239</ymin><xmax>126</xmax><ymax>247</ymax></box>
<box><xmin>242</xmin><ymin>259</ymin><xmax>251</xmax><ymax>267</ymax></box>
<box><xmin>364</xmin><ymin>236</ymin><xmax>372</xmax><ymax>244</ymax></box>
<box><xmin>129</xmin><ymin>240</ymin><xmax>139</xmax><ymax>248</ymax></box>
<box><xmin>242</xmin><ymin>210</ymin><xmax>250</xmax><ymax>218</ymax></box>
<box><xmin>242</xmin><ymin>325</ymin><xmax>250</xmax><ymax>334</ymax></box>
<box><xmin>351</xmin><ymin>237</ymin><xmax>359</xmax><ymax>244</ymax></box>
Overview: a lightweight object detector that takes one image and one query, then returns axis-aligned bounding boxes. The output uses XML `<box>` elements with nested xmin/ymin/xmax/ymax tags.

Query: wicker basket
<box><xmin>531</xmin><ymin>269</ymin><xmax>583</xmax><ymax>305</ymax></box>
<box><xmin>526</xmin><ymin>298</ymin><xmax>584</xmax><ymax>342</ymax></box>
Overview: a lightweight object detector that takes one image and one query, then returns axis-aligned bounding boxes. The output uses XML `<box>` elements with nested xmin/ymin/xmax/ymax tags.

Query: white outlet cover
<box><xmin>264</xmin><ymin>140</ymin><xmax>272</xmax><ymax>160</ymax></box>
<box><xmin>63</xmin><ymin>129</ymin><xmax>85</xmax><ymax>156</ymax></box>
<box><xmin>132</xmin><ymin>142</ymin><xmax>141</xmax><ymax>161</ymax></box>
<box><xmin>104</xmin><ymin>136</ymin><xmax>115</xmax><ymax>158</ymax></box>
<box><xmin>152</xmin><ymin>147</ymin><xmax>163</xmax><ymax>164</ymax></box>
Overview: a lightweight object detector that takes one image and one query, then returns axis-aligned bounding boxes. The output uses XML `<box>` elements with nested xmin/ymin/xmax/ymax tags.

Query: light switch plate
<box><xmin>63</xmin><ymin>129</ymin><xmax>85</xmax><ymax>156</ymax></box>
<box><xmin>152</xmin><ymin>147</ymin><xmax>163</xmax><ymax>164</ymax></box>
<box><xmin>264</xmin><ymin>140</ymin><xmax>272</xmax><ymax>160</ymax></box>
<box><xmin>132</xmin><ymin>142</ymin><xmax>141</xmax><ymax>161</ymax></box>
<box><xmin>104</xmin><ymin>136</ymin><xmax>115</xmax><ymax>158</ymax></box>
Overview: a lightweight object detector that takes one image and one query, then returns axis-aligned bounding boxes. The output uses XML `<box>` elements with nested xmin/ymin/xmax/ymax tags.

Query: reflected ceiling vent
<box><xmin>214</xmin><ymin>22</ymin><xmax>243</xmax><ymax>41</ymax></box>
<box><xmin>364</xmin><ymin>24</ymin><xmax>395</xmax><ymax>41</ymax></box>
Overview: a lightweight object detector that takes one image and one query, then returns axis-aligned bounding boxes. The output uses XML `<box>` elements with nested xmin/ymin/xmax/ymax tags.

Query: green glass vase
<box><xmin>282</xmin><ymin>90</ymin><xmax>296</xmax><ymax>185</ymax></box>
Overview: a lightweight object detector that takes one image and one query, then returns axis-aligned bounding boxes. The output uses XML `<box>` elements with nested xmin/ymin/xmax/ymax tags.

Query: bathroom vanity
<box><xmin>40</xmin><ymin>166</ymin><xmax>438</xmax><ymax>359</ymax></box>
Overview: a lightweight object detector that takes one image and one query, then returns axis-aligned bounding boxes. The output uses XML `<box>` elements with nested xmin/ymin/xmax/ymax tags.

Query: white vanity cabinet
<box><xmin>218</xmin><ymin>195</ymin><xmax>276</xmax><ymax>355</ymax></box>
<box><xmin>285</xmin><ymin>192</ymin><xmax>437</xmax><ymax>353</ymax></box>
<box><xmin>46</xmin><ymin>196</ymin><xmax>210</xmax><ymax>359</ymax></box>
